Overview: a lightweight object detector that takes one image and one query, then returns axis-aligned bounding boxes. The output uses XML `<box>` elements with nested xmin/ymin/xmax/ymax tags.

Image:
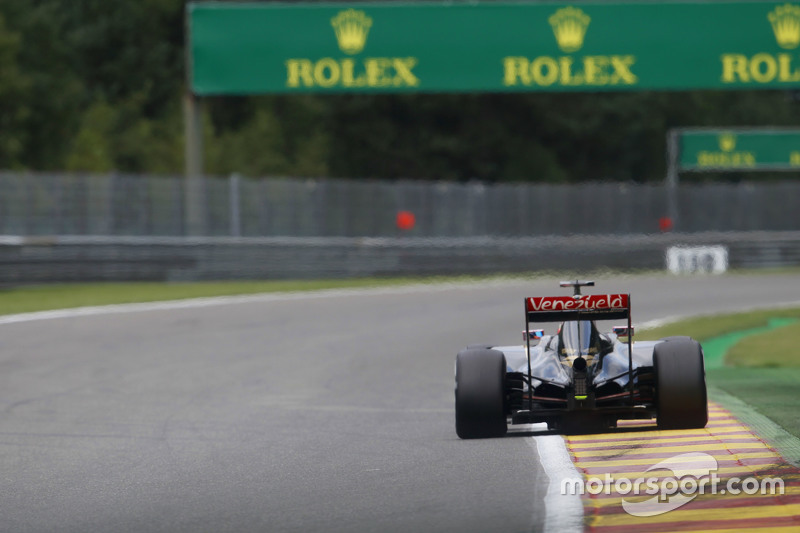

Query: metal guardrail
<box><xmin>0</xmin><ymin>232</ymin><xmax>797</xmax><ymax>283</ymax></box>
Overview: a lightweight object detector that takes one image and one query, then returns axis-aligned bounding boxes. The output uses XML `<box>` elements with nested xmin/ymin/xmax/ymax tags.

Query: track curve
<box><xmin>0</xmin><ymin>272</ymin><xmax>798</xmax><ymax>532</ymax></box>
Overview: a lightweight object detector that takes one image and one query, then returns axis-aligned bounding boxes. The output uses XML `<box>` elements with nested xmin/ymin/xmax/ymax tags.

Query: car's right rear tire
<box><xmin>654</xmin><ymin>338</ymin><xmax>708</xmax><ymax>430</ymax></box>
<box><xmin>455</xmin><ymin>348</ymin><xmax>508</xmax><ymax>439</ymax></box>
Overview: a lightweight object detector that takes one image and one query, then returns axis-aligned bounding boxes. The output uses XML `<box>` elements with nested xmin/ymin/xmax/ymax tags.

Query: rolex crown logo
<box><xmin>331</xmin><ymin>9</ymin><xmax>372</xmax><ymax>55</ymax></box>
<box><xmin>768</xmin><ymin>3</ymin><xmax>800</xmax><ymax>50</ymax></box>
<box><xmin>548</xmin><ymin>6</ymin><xmax>591</xmax><ymax>53</ymax></box>
<box><xmin>719</xmin><ymin>133</ymin><xmax>737</xmax><ymax>152</ymax></box>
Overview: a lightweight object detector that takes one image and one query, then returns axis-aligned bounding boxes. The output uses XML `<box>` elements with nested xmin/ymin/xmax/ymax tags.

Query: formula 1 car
<box><xmin>454</xmin><ymin>281</ymin><xmax>708</xmax><ymax>438</ymax></box>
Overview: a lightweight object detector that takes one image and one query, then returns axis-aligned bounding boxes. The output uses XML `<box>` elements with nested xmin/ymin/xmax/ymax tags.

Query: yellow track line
<box><xmin>575</xmin><ymin>451</ymin><xmax>780</xmax><ymax>469</ymax></box>
<box><xmin>589</xmin><ymin>503</ymin><xmax>800</xmax><ymax>528</ymax></box>
<box><xmin>573</xmin><ymin>463</ymin><xmax>785</xmax><ymax>480</ymax></box>
<box><xmin>583</xmin><ymin>485</ymin><xmax>800</xmax><ymax>508</ymax></box>
<box><xmin>572</xmin><ymin>442</ymin><xmax>772</xmax><ymax>457</ymax></box>
<box><xmin>567</xmin><ymin>426</ymin><xmax>752</xmax><ymax>442</ymax></box>
<box><xmin>570</xmin><ymin>435</ymin><xmax>761</xmax><ymax>449</ymax></box>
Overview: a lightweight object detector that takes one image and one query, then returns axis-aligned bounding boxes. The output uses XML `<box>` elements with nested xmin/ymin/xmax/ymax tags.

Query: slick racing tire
<box><xmin>654</xmin><ymin>338</ymin><xmax>708</xmax><ymax>430</ymax></box>
<box><xmin>455</xmin><ymin>348</ymin><xmax>508</xmax><ymax>439</ymax></box>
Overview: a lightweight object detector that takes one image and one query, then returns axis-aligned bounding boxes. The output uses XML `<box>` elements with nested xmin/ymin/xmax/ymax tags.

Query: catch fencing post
<box><xmin>666</xmin><ymin>129</ymin><xmax>681</xmax><ymax>232</ymax></box>
<box><xmin>229</xmin><ymin>173</ymin><xmax>241</xmax><ymax>237</ymax></box>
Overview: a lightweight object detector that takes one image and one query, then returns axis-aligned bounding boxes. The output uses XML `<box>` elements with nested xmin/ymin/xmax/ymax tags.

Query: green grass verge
<box><xmin>726</xmin><ymin>320</ymin><xmax>800</xmax><ymax>367</ymax></box>
<box><xmin>638</xmin><ymin>307</ymin><xmax>800</xmax><ymax>344</ymax></box>
<box><xmin>0</xmin><ymin>277</ymin><xmax>457</xmax><ymax>315</ymax></box>
<box><xmin>639</xmin><ymin>306</ymin><xmax>800</xmax><ymax>444</ymax></box>
<box><xmin>707</xmin><ymin>367</ymin><xmax>800</xmax><ymax>441</ymax></box>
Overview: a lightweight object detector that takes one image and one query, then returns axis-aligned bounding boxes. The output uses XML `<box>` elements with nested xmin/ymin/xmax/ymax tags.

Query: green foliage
<box><xmin>208</xmin><ymin>105</ymin><xmax>291</xmax><ymax>176</ymax></box>
<box><xmin>0</xmin><ymin>12</ymin><xmax>29</xmax><ymax>168</ymax></box>
<box><xmin>65</xmin><ymin>101</ymin><xmax>116</xmax><ymax>172</ymax></box>
<box><xmin>205</xmin><ymin>95</ymin><xmax>331</xmax><ymax>177</ymax></box>
<box><xmin>66</xmin><ymin>97</ymin><xmax>183</xmax><ymax>174</ymax></box>
<box><xmin>0</xmin><ymin>0</ymin><xmax>182</xmax><ymax>172</ymax></box>
<box><xmin>0</xmin><ymin>1</ymin><xmax>83</xmax><ymax>169</ymax></box>
<box><xmin>3</xmin><ymin>1</ymin><xmax>800</xmax><ymax>181</ymax></box>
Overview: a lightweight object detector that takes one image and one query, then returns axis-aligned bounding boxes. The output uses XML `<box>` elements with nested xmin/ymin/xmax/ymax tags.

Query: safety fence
<box><xmin>0</xmin><ymin>172</ymin><xmax>797</xmax><ymax>237</ymax></box>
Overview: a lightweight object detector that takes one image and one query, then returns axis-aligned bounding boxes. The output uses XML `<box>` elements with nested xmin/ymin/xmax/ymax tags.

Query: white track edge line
<box><xmin>531</xmin><ymin>435</ymin><xmax>584</xmax><ymax>533</ymax></box>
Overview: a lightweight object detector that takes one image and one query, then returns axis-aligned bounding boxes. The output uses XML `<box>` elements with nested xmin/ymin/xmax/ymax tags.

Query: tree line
<box><xmin>2</xmin><ymin>0</ymin><xmax>800</xmax><ymax>183</ymax></box>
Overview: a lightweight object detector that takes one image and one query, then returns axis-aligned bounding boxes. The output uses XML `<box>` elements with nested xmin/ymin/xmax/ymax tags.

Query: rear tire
<box><xmin>654</xmin><ymin>338</ymin><xmax>708</xmax><ymax>429</ymax></box>
<box><xmin>455</xmin><ymin>348</ymin><xmax>508</xmax><ymax>439</ymax></box>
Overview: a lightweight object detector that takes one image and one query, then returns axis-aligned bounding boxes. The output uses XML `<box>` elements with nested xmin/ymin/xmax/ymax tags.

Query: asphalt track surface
<box><xmin>1</xmin><ymin>273</ymin><xmax>799</xmax><ymax>533</ymax></box>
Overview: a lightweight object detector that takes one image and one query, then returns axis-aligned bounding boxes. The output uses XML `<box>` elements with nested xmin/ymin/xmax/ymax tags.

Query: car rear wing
<box><xmin>523</xmin><ymin>293</ymin><xmax>635</xmax><ymax>408</ymax></box>
<box><xmin>526</xmin><ymin>294</ymin><xmax>630</xmax><ymax>322</ymax></box>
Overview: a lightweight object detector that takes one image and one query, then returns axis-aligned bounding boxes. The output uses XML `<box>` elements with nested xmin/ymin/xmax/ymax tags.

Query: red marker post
<box><xmin>396</xmin><ymin>210</ymin><xmax>416</xmax><ymax>231</ymax></box>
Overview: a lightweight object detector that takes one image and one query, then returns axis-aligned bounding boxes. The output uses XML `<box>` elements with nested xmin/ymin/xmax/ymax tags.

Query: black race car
<box><xmin>455</xmin><ymin>281</ymin><xmax>708</xmax><ymax>438</ymax></box>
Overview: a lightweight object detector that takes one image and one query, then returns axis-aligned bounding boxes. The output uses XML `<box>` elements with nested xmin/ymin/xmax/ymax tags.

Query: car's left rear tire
<box><xmin>455</xmin><ymin>348</ymin><xmax>508</xmax><ymax>439</ymax></box>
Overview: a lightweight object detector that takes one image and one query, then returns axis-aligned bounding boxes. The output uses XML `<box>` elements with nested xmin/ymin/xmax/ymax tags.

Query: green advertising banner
<box><xmin>679</xmin><ymin>130</ymin><xmax>800</xmax><ymax>170</ymax></box>
<box><xmin>189</xmin><ymin>1</ymin><xmax>800</xmax><ymax>94</ymax></box>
